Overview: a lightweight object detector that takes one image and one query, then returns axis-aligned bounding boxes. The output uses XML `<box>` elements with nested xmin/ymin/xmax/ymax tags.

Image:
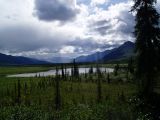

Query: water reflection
<box><xmin>7</xmin><ymin>67</ymin><xmax>114</xmax><ymax>77</ymax></box>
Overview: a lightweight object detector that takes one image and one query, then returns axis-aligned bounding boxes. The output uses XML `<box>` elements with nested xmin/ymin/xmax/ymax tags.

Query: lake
<box><xmin>7</xmin><ymin>67</ymin><xmax>114</xmax><ymax>77</ymax></box>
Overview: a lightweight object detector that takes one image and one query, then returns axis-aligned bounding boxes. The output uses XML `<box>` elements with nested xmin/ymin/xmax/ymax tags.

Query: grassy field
<box><xmin>0</xmin><ymin>66</ymin><xmax>54</xmax><ymax>76</ymax></box>
<box><xmin>0</xmin><ymin>77</ymin><xmax>136</xmax><ymax>105</ymax></box>
<box><xmin>0</xmin><ymin>64</ymin><xmax>140</xmax><ymax>120</ymax></box>
<box><xmin>0</xmin><ymin>63</ymin><xmax>127</xmax><ymax>75</ymax></box>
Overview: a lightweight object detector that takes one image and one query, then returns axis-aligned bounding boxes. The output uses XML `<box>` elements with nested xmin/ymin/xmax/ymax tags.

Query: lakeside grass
<box><xmin>0</xmin><ymin>63</ymin><xmax>127</xmax><ymax>76</ymax></box>
<box><xmin>0</xmin><ymin>66</ymin><xmax>54</xmax><ymax>76</ymax></box>
<box><xmin>0</xmin><ymin>77</ymin><xmax>136</xmax><ymax>103</ymax></box>
<box><xmin>0</xmin><ymin>65</ymin><xmax>139</xmax><ymax>120</ymax></box>
<box><xmin>0</xmin><ymin>78</ymin><xmax>136</xmax><ymax>120</ymax></box>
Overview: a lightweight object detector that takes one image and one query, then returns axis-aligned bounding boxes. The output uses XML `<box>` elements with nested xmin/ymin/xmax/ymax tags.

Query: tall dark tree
<box><xmin>24</xmin><ymin>82</ymin><xmax>27</xmax><ymax>96</ymax></box>
<box><xmin>132</xmin><ymin>0</ymin><xmax>160</xmax><ymax>97</ymax></box>
<box><xmin>97</xmin><ymin>76</ymin><xmax>102</xmax><ymax>103</ymax></box>
<box><xmin>61</xmin><ymin>64</ymin><xmax>65</xmax><ymax>78</ymax></box>
<box><xmin>17</xmin><ymin>79</ymin><xmax>21</xmax><ymax>105</ymax></box>
<box><xmin>114</xmin><ymin>64</ymin><xmax>119</xmax><ymax>76</ymax></box>
<box><xmin>96</xmin><ymin>64</ymin><xmax>102</xmax><ymax>77</ymax></box>
<box><xmin>55</xmin><ymin>66</ymin><xmax>59</xmax><ymax>76</ymax></box>
<box><xmin>96</xmin><ymin>64</ymin><xmax>102</xmax><ymax>103</ymax></box>
<box><xmin>128</xmin><ymin>57</ymin><xmax>134</xmax><ymax>74</ymax></box>
<box><xmin>55</xmin><ymin>70</ymin><xmax>61</xmax><ymax>110</ymax></box>
<box><xmin>73</xmin><ymin>59</ymin><xmax>79</xmax><ymax>77</ymax></box>
<box><xmin>107</xmin><ymin>73</ymin><xmax>110</xmax><ymax>84</ymax></box>
<box><xmin>89</xmin><ymin>66</ymin><xmax>94</xmax><ymax>74</ymax></box>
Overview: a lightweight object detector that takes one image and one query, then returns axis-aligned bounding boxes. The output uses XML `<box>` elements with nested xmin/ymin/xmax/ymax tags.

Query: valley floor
<box><xmin>0</xmin><ymin>65</ymin><xmax>159</xmax><ymax>120</ymax></box>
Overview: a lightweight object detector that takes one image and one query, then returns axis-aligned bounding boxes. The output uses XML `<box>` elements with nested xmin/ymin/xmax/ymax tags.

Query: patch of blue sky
<box><xmin>109</xmin><ymin>0</ymin><xmax>128</xmax><ymax>4</ymax></box>
<box><xmin>77</xmin><ymin>0</ymin><xmax>129</xmax><ymax>10</ymax></box>
<box><xmin>77</xmin><ymin>0</ymin><xmax>91</xmax><ymax>5</ymax></box>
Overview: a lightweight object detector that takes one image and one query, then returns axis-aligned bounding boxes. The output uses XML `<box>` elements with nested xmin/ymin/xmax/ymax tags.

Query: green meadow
<box><xmin>0</xmin><ymin>64</ymin><xmax>140</xmax><ymax>120</ymax></box>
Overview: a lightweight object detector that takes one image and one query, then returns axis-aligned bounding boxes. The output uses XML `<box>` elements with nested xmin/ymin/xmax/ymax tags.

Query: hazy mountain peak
<box><xmin>75</xmin><ymin>41</ymin><xmax>135</xmax><ymax>63</ymax></box>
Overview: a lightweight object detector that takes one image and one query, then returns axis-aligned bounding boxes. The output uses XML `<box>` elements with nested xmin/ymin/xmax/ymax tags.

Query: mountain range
<box><xmin>0</xmin><ymin>53</ymin><xmax>49</xmax><ymax>65</ymax></box>
<box><xmin>75</xmin><ymin>41</ymin><xmax>135</xmax><ymax>63</ymax></box>
<box><xmin>0</xmin><ymin>41</ymin><xmax>135</xmax><ymax>65</ymax></box>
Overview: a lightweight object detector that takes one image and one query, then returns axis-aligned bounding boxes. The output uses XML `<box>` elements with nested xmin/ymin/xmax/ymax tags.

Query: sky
<box><xmin>0</xmin><ymin>0</ymin><xmax>160</xmax><ymax>61</ymax></box>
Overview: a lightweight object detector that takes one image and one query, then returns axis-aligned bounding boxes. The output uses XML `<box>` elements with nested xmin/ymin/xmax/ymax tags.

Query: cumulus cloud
<box><xmin>34</xmin><ymin>0</ymin><xmax>79</xmax><ymax>22</ymax></box>
<box><xmin>0</xmin><ymin>0</ymin><xmax>142</xmax><ymax>59</ymax></box>
<box><xmin>67</xmin><ymin>37</ymin><xmax>119</xmax><ymax>53</ymax></box>
<box><xmin>59</xmin><ymin>46</ymin><xmax>76</xmax><ymax>54</ymax></box>
<box><xmin>91</xmin><ymin>0</ymin><xmax>109</xmax><ymax>6</ymax></box>
<box><xmin>89</xmin><ymin>20</ymin><xmax>111</xmax><ymax>35</ymax></box>
<box><xmin>87</xmin><ymin>1</ymin><xmax>135</xmax><ymax>44</ymax></box>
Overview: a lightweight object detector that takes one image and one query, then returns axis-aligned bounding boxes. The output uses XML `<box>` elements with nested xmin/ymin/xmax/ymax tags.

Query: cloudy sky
<box><xmin>0</xmin><ymin>0</ymin><xmax>159</xmax><ymax>60</ymax></box>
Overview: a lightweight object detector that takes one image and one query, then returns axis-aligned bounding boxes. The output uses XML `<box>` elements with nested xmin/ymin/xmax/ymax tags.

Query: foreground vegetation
<box><xmin>0</xmin><ymin>64</ymin><xmax>140</xmax><ymax>120</ymax></box>
<box><xmin>0</xmin><ymin>62</ymin><xmax>159</xmax><ymax>120</ymax></box>
<box><xmin>1</xmin><ymin>0</ymin><xmax>160</xmax><ymax>119</ymax></box>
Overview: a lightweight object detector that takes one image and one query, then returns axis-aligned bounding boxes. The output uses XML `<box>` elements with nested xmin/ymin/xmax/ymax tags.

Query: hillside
<box><xmin>75</xmin><ymin>41</ymin><xmax>135</xmax><ymax>63</ymax></box>
<box><xmin>75</xmin><ymin>50</ymin><xmax>111</xmax><ymax>63</ymax></box>
<box><xmin>101</xmin><ymin>41</ymin><xmax>135</xmax><ymax>62</ymax></box>
<box><xmin>0</xmin><ymin>53</ymin><xmax>49</xmax><ymax>65</ymax></box>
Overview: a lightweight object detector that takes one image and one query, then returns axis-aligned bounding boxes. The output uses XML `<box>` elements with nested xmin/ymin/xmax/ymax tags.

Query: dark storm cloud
<box><xmin>0</xmin><ymin>24</ymin><xmax>117</xmax><ymax>56</ymax></box>
<box><xmin>34</xmin><ymin>0</ymin><xmax>79</xmax><ymax>22</ymax></box>
<box><xmin>115</xmin><ymin>10</ymin><xmax>135</xmax><ymax>35</ymax></box>
<box><xmin>89</xmin><ymin>20</ymin><xmax>111</xmax><ymax>35</ymax></box>
<box><xmin>94</xmin><ymin>25</ymin><xmax>111</xmax><ymax>35</ymax></box>
<box><xmin>94</xmin><ymin>20</ymin><xmax>108</xmax><ymax>26</ymax></box>
<box><xmin>67</xmin><ymin>37</ymin><xmax>118</xmax><ymax>52</ymax></box>
<box><xmin>0</xmin><ymin>24</ymin><xmax>67</xmax><ymax>53</ymax></box>
<box><xmin>68</xmin><ymin>38</ymin><xmax>99</xmax><ymax>50</ymax></box>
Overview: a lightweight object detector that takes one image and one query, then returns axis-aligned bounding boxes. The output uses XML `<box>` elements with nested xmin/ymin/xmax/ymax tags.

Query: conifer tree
<box><xmin>107</xmin><ymin>73</ymin><xmax>110</xmax><ymax>84</ymax></box>
<box><xmin>64</xmin><ymin>65</ymin><xmax>67</xmax><ymax>80</ymax></box>
<box><xmin>61</xmin><ymin>64</ymin><xmax>64</xmax><ymax>78</ymax></box>
<box><xmin>55</xmin><ymin>69</ymin><xmax>61</xmax><ymax>110</ymax></box>
<box><xmin>55</xmin><ymin>66</ymin><xmax>59</xmax><ymax>77</ymax></box>
<box><xmin>114</xmin><ymin>64</ymin><xmax>119</xmax><ymax>76</ymax></box>
<box><xmin>96</xmin><ymin>64</ymin><xmax>102</xmax><ymax>103</ymax></box>
<box><xmin>132</xmin><ymin>0</ymin><xmax>160</xmax><ymax>96</ymax></box>
<box><xmin>89</xmin><ymin>66</ymin><xmax>93</xmax><ymax>74</ymax></box>
<box><xmin>128</xmin><ymin>57</ymin><xmax>134</xmax><ymax>74</ymax></box>
<box><xmin>24</xmin><ymin>82</ymin><xmax>27</xmax><ymax>96</ymax></box>
<box><xmin>97</xmin><ymin>77</ymin><xmax>102</xmax><ymax>103</ymax></box>
<box><xmin>73</xmin><ymin>59</ymin><xmax>79</xmax><ymax>77</ymax></box>
<box><xmin>17</xmin><ymin>79</ymin><xmax>21</xmax><ymax>105</ymax></box>
<box><xmin>96</xmin><ymin>64</ymin><xmax>102</xmax><ymax>77</ymax></box>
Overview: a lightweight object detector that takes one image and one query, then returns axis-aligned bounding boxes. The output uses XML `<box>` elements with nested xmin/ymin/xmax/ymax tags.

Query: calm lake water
<box><xmin>7</xmin><ymin>67</ymin><xmax>114</xmax><ymax>77</ymax></box>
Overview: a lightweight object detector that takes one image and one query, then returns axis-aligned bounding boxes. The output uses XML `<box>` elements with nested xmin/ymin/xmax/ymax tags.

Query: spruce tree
<box><xmin>132</xmin><ymin>0</ymin><xmax>160</xmax><ymax>97</ymax></box>
<box><xmin>89</xmin><ymin>66</ymin><xmax>93</xmax><ymax>74</ymax></box>
<box><xmin>17</xmin><ymin>79</ymin><xmax>21</xmax><ymax>105</ymax></box>
<box><xmin>55</xmin><ymin>70</ymin><xmax>61</xmax><ymax>110</ymax></box>
<box><xmin>73</xmin><ymin>59</ymin><xmax>79</xmax><ymax>77</ymax></box>
<box><xmin>97</xmin><ymin>76</ymin><xmax>102</xmax><ymax>103</ymax></box>
<box><xmin>24</xmin><ymin>82</ymin><xmax>27</xmax><ymax>96</ymax></box>
<box><xmin>128</xmin><ymin>57</ymin><xmax>134</xmax><ymax>74</ymax></box>
<box><xmin>61</xmin><ymin>64</ymin><xmax>64</xmax><ymax>78</ymax></box>
<box><xmin>114</xmin><ymin>64</ymin><xmax>119</xmax><ymax>76</ymax></box>
<box><xmin>96</xmin><ymin>64</ymin><xmax>102</xmax><ymax>103</ymax></box>
<box><xmin>107</xmin><ymin>73</ymin><xmax>110</xmax><ymax>84</ymax></box>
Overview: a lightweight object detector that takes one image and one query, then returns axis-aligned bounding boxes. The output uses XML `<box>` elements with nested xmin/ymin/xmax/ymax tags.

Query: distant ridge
<box><xmin>0</xmin><ymin>41</ymin><xmax>135</xmax><ymax>65</ymax></box>
<box><xmin>101</xmin><ymin>41</ymin><xmax>135</xmax><ymax>62</ymax></box>
<box><xmin>75</xmin><ymin>50</ymin><xmax>111</xmax><ymax>63</ymax></box>
<box><xmin>75</xmin><ymin>41</ymin><xmax>135</xmax><ymax>63</ymax></box>
<box><xmin>0</xmin><ymin>53</ymin><xmax>49</xmax><ymax>65</ymax></box>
